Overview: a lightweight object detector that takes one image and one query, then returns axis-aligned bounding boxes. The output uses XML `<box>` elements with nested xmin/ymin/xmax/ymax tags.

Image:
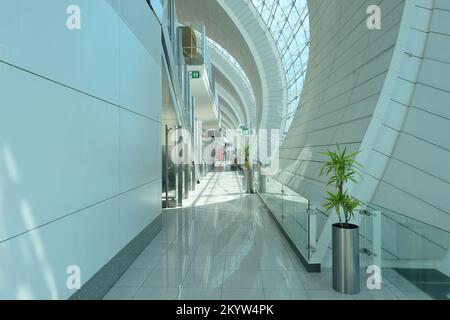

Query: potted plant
<box><xmin>319</xmin><ymin>145</ymin><xmax>363</xmax><ymax>294</ymax></box>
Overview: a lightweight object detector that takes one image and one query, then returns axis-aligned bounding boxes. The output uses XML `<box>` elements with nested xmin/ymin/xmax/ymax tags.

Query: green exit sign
<box><xmin>191</xmin><ymin>71</ymin><xmax>200</xmax><ymax>79</ymax></box>
<box><xmin>241</xmin><ymin>128</ymin><xmax>249</xmax><ymax>136</ymax></box>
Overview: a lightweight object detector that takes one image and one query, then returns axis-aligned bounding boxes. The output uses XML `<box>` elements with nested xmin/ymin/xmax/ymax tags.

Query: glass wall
<box><xmin>249</xmin><ymin>0</ymin><xmax>310</xmax><ymax>139</ymax></box>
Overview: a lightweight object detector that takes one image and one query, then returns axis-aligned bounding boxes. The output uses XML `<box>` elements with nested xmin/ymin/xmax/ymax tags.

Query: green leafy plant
<box><xmin>241</xmin><ymin>144</ymin><xmax>251</xmax><ymax>170</ymax></box>
<box><xmin>319</xmin><ymin>145</ymin><xmax>364</xmax><ymax>227</ymax></box>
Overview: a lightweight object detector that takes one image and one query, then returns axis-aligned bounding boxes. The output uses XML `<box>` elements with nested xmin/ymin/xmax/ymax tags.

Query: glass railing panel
<box><xmin>358</xmin><ymin>207</ymin><xmax>383</xmax><ymax>272</ymax></box>
<box><xmin>362</xmin><ymin>203</ymin><xmax>450</xmax><ymax>300</ymax></box>
<box><xmin>281</xmin><ymin>183</ymin><xmax>310</xmax><ymax>259</ymax></box>
<box><xmin>306</xmin><ymin>197</ymin><xmax>328</xmax><ymax>245</ymax></box>
<box><xmin>259</xmin><ymin>176</ymin><xmax>284</xmax><ymax>222</ymax></box>
<box><xmin>180</xmin><ymin>25</ymin><xmax>206</xmax><ymax>64</ymax></box>
<box><xmin>366</xmin><ymin>204</ymin><xmax>450</xmax><ymax>262</ymax></box>
<box><xmin>257</xmin><ymin>174</ymin><xmax>316</xmax><ymax>262</ymax></box>
<box><xmin>357</xmin><ymin>202</ymin><xmax>450</xmax><ymax>270</ymax></box>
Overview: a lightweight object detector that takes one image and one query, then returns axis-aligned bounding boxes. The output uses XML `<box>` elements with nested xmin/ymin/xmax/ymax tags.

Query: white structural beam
<box><xmin>219</xmin><ymin>96</ymin><xmax>242</xmax><ymax>129</ymax></box>
<box><xmin>218</xmin><ymin>0</ymin><xmax>288</xmax><ymax>130</ymax></box>
<box><xmin>209</xmin><ymin>43</ymin><xmax>255</xmax><ymax>125</ymax></box>
<box><xmin>216</xmin><ymin>84</ymin><xmax>247</xmax><ymax>127</ymax></box>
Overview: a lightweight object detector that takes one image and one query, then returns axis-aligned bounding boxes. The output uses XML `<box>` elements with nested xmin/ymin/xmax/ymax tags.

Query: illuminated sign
<box><xmin>191</xmin><ymin>71</ymin><xmax>200</xmax><ymax>79</ymax></box>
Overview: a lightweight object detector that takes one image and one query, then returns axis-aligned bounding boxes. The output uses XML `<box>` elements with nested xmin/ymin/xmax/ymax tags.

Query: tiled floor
<box><xmin>182</xmin><ymin>171</ymin><xmax>245</xmax><ymax>207</ymax></box>
<box><xmin>104</xmin><ymin>171</ymin><xmax>433</xmax><ymax>300</ymax></box>
<box><xmin>393</xmin><ymin>268</ymin><xmax>450</xmax><ymax>300</ymax></box>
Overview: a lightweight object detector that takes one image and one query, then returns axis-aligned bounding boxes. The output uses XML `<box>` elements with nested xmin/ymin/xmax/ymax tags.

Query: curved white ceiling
<box><xmin>217</xmin><ymin>0</ymin><xmax>288</xmax><ymax>131</ymax></box>
<box><xmin>175</xmin><ymin>0</ymin><xmax>289</xmax><ymax>131</ymax></box>
<box><xmin>218</xmin><ymin>94</ymin><xmax>244</xmax><ymax>128</ymax></box>
<box><xmin>213</xmin><ymin>69</ymin><xmax>248</xmax><ymax>125</ymax></box>
<box><xmin>209</xmin><ymin>40</ymin><xmax>256</xmax><ymax>126</ymax></box>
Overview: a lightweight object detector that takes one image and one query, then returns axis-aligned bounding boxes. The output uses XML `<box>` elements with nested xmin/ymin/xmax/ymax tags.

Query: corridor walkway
<box><xmin>182</xmin><ymin>171</ymin><xmax>245</xmax><ymax>207</ymax></box>
<box><xmin>104</xmin><ymin>171</ymin><xmax>430</xmax><ymax>300</ymax></box>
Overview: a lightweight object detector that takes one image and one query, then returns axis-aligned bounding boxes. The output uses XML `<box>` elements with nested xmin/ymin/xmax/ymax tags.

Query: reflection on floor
<box><xmin>104</xmin><ymin>171</ymin><xmax>433</xmax><ymax>300</ymax></box>
<box><xmin>394</xmin><ymin>268</ymin><xmax>450</xmax><ymax>300</ymax></box>
<box><xmin>182</xmin><ymin>171</ymin><xmax>245</xmax><ymax>207</ymax></box>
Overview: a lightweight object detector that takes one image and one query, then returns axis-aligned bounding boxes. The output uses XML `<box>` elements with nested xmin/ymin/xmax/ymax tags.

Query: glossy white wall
<box><xmin>278</xmin><ymin>0</ymin><xmax>405</xmax><ymax>211</ymax></box>
<box><xmin>0</xmin><ymin>0</ymin><xmax>162</xmax><ymax>299</ymax></box>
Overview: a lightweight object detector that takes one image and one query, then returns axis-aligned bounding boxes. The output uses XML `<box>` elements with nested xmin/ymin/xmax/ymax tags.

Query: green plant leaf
<box><xmin>318</xmin><ymin>144</ymin><xmax>365</xmax><ymax>224</ymax></box>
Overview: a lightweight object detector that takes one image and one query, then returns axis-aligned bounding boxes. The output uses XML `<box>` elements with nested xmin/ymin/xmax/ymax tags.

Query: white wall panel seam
<box><xmin>0</xmin><ymin>178</ymin><xmax>161</xmax><ymax>245</ymax></box>
<box><xmin>0</xmin><ymin>60</ymin><xmax>161</xmax><ymax>125</ymax></box>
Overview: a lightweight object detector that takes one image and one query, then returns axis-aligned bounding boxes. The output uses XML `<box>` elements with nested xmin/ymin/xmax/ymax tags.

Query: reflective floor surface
<box><xmin>104</xmin><ymin>172</ymin><xmax>433</xmax><ymax>300</ymax></box>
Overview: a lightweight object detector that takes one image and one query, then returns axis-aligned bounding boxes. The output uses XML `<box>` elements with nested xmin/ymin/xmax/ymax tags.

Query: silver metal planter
<box><xmin>244</xmin><ymin>169</ymin><xmax>254</xmax><ymax>193</ymax></box>
<box><xmin>332</xmin><ymin>223</ymin><xmax>360</xmax><ymax>294</ymax></box>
